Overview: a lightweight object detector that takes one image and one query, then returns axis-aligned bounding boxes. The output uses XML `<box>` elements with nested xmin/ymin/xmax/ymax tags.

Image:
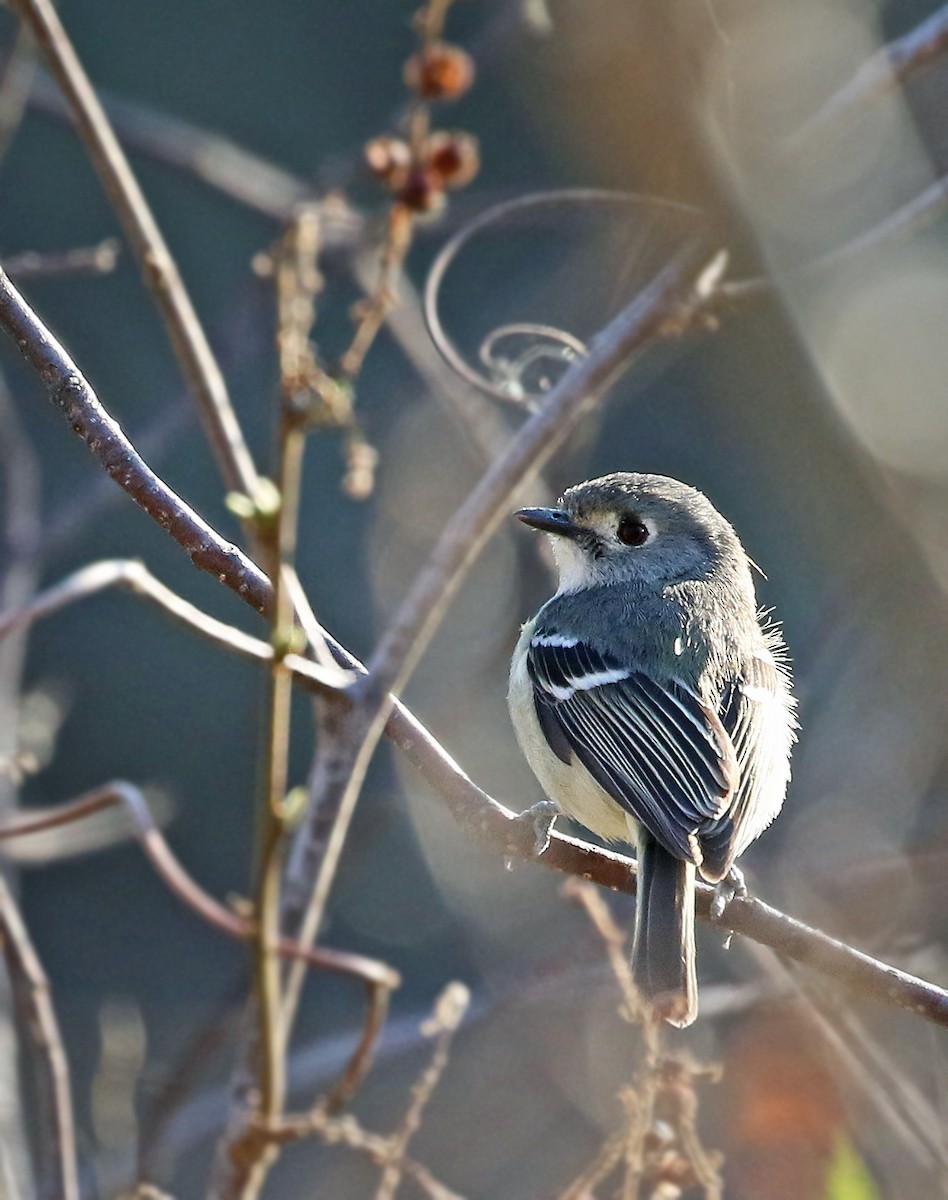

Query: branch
<box><xmin>278</xmin><ymin>248</ymin><xmax>721</xmax><ymax>1023</ymax></box>
<box><xmin>0</xmin><ymin>785</ymin><xmax>398</xmax><ymax>991</ymax></box>
<box><xmin>10</xmin><ymin>0</ymin><xmax>259</xmax><ymax>496</ymax></box>
<box><xmin>791</xmin><ymin>2</ymin><xmax>948</xmax><ymax>147</ymax></box>
<box><xmin>0</xmin><ymin>270</ymin><xmax>273</xmax><ymax>614</ymax></box>
<box><xmin>0</xmin><ymin>873</ymin><xmax>78</xmax><ymax>1200</ymax></box>
<box><xmin>6</xmin><ymin>559</ymin><xmax>948</xmax><ymax>1031</ymax></box>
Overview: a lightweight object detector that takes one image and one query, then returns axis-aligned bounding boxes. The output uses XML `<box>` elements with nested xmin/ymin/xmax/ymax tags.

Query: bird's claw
<box><xmin>710</xmin><ymin>865</ymin><xmax>747</xmax><ymax>923</ymax></box>
<box><xmin>506</xmin><ymin>800</ymin><xmax>559</xmax><ymax>858</ymax></box>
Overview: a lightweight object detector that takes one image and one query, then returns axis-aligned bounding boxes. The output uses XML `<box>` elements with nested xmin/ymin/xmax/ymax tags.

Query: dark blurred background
<box><xmin>3</xmin><ymin>0</ymin><xmax>948</xmax><ymax>1197</ymax></box>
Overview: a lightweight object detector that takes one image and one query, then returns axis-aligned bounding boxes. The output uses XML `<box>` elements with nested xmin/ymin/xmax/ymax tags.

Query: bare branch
<box><xmin>791</xmin><ymin>3</ymin><xmax>948</xmax><ymax>147</ymax></box>
<box><xmin>6</xmin><ymin>560</ymin><xmax>947</xmax><ymax>1033</ymax></box>
<box><xmin>0</xmin><ymin>557</ymin><xmax>349</xmax><ymax>693</ymax></box>
<box><xmin>10</xmin><ymin>0</ymin><xmax>259</xmax><ymax>495</ymax></box>
<box><xmin>0</xmin><ymin>784</ymin><xmax>398</xmax><ymax>991</ymax></box>
<box><xmin>0</xmin><ymin>269</ymin><xmax>273</xmax><ymax>613</ymax></box>
<box><xmin>0</xmin><ymin>873</ymin><xmax>78</xmax><ymax>1200</ymax></box>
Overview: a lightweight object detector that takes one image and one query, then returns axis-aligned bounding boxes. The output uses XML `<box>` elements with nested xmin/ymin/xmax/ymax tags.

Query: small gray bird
<box><xmin>508</xmin><ymin>472</ymin><xmax>795</xmax><ymax>1027</ymax></box>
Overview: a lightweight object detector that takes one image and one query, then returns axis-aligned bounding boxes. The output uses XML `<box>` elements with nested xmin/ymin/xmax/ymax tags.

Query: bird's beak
<box><xmin>514</xmin><ymin>507</ymin><xmax>584</xmax><ymax>539</ymax></box>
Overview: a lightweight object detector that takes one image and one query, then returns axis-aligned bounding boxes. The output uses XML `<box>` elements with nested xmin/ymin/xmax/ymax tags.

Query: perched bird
<box><xmin>508</xmin><ymin>473</ymin><xmax>795</xmax><ymax>1027</ymax></box>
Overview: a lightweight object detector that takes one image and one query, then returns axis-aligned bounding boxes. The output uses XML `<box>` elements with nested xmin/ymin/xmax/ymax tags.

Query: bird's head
<box><xmin>515</xmin><ymin>472</ymin><xmax>745</xmax><ymax>594</ymax></box>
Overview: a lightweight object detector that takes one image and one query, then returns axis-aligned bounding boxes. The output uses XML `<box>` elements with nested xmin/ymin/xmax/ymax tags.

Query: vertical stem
<box><xmin>246</xmin><ymin>418</ymin><xmax>305</xmax><ymax>1197</ymax></box>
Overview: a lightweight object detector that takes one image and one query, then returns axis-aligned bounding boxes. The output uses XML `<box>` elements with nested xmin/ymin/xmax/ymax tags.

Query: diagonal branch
<box><xmin>0</xmin><ymin>267</ymin><xmax>273</xmax><ymax>614</ymax></box>
<box><xmin>9</xmin><ymin>0</ymin><xmax>259</xmax><ymax>496</ymax></box>
<box><xmin>279</xmin><ymin>247</ymin><xmax>720</xmax><ymax>1025</ymax></box>
<box><xmin>790</xmin><ymin>2</ymin><xmax>948</xmax><ymax>147</ymax></box>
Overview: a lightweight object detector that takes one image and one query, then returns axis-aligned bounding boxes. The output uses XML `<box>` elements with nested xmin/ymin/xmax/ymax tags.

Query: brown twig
<box><xmin>10</xmin><ymin>0</ymin><xmax>259</xmax><ymax>496</ymax></box>
<box><xmin>0</xmin><ymin>268</ymin><xmax>273</xmax><ymax>614</ymax></box>
<box><xmin>0</xmin><ymin>873</ymin><xmax>79</xmax><ymax>1200</ymax></box>
<box><xmin>4</xmin><ymin>238</ymin><xmax>121</xmax><ymax>280</ymax></box>
<box><xmin>0</xmin><ymin>786</ymin><xmax>398</xmax><ymax>991</ymax></box>
<box><xmin>257</xmin><ymin>1109</ymin><xmax>467</xmax><ymax>1200</ymax></box>
<box><xmin>376</xmin><ymin>982</ymin><xmax>470</xmax><ymax>1200</ymax></box>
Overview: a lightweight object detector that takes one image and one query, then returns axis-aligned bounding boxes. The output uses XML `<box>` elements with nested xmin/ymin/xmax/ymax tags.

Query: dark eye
<box><xmin>617</xmin><ymin>516</ymin><xmax>649</xmax><ymax>546</ymax></box>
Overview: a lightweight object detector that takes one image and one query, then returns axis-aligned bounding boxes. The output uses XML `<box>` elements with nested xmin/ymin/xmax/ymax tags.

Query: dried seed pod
<box><xmin>403</xmin><ymin>42</ymin><xmax>474</xmax><ymax>100</ymax></box>
<box><xmin>425</xmin><ymin>130</ymin><xmax>480</xmax><ymax>189</ymax></box>
<box><xmin>364</xmin><ymin>136</ymin><xmax>411</xmax><ymax>186</ymax></box>
<box><xmin>396</xmin><ymin>166</ymin><xmax>446</xmax><ymax>213</ymax></box>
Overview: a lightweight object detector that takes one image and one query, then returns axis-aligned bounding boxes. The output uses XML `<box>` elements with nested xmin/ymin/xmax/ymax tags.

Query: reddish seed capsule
<box><xmin>403</xmin><ymin>43</ymin><xmax>474</xmax><ymax>100</ymax></box>
<box><xmin>396</xmin><ymin>166</ymin><xmax>445</xmax><ymax>213</ymax></box>
<box><xmin>425</xmin><ymin>131</ymin><xmax>480</xmax><ymax>189</ymax></box>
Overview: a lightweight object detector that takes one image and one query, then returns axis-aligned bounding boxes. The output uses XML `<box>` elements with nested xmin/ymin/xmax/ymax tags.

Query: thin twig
<box><xmin>0</xmin><ymin>20</ymin><xmax>37</xmax><ymax>165</ymax></box>
<box><xmin>0</xmin><ymin>557</ymin><xmax>348</xmax><ymax>693</ymax></box>
<box><xmin>720</xmin><ymin>172</ymin><xmax>948</xmax><ymax>305</ymax></box>
<box><xmin>0</xmin><ymin>873</ymin><xmax>79</xmax><ymax>1200</ymax></box>
<box><xmin>0</xmin><ymin>785</ymin><xmax>398</xmax><ymax>991</ymax></box>
<box><xmin>4</xmin><ymin>238</ymin><xmax>120</xmax><ymax>280</ymax></box>
<box><xmin>258</xmin><ymin>1109</ymin><xmax>467</xmax><ymax>1199</ymax></box>
<box><xmin>10</xmin><ymin>0</ymin><xmax>259</xmax><ymax>495</ymax></box>
<box><xmin>376</xmin><ymin>982</ymin><xmax>470</xmax><ymax>1200</ymax></box>
<box><xmin>27</xmin><ymin>71</ymin><xmax>359</xmax><ymax>229</ymax></box>
<box><xmin>0</xmin><ymin>268</ymin><xmax>273</xmax><ymax>613</ymax></box>
<box><xmin>790</xmin><ymin>2</ymin><xmax>948</xmax><ymax>148</ymax></box>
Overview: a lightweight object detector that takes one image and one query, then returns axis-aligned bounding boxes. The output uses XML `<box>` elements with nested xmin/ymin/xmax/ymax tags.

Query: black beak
<box><xmin>514</xmin><ymin>507</ymin><xmax>584</xmax><ymax>539</ymax></box>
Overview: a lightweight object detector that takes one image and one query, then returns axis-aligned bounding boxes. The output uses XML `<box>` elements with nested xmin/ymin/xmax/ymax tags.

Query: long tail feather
<box><xmin>632</xmin><ymin>835</ymin><xmax>697</xmax><ymax>1028</ymax></box>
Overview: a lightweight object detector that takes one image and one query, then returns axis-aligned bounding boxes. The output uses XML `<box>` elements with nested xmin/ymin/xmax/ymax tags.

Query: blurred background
<box><xmin>2</xmin><ymin>0</ymin><xmax>948</xmax><ymax>1196</ymax></box>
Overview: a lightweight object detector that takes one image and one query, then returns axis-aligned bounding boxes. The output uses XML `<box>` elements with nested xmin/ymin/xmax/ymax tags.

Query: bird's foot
<box><xmin>505</xmin><ymin>800</ymin><xmax>559</xmax><ymax>859</ymax></box>
<box><xmin>710</xmin><ymin>864</ymin><xmax>747</xmax><ymax>923</ymax></box>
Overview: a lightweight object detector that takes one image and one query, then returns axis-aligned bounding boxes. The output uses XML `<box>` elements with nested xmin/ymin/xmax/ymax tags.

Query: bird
<box><xmin>507</xmin><ymin>472</ymin><xmax>795</xmax><ymax>1027</ymax></box>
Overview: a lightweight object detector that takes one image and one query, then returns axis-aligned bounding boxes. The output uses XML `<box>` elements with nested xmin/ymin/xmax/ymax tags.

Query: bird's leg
<box><xmin>709</xmin><ymin>864</ymin><xmax>747</xmax><ymax>922</ymax></box>
<box><xmin>505</xmin><ymin>799</ymin><xmax>559</xmax><ymax>857</ymax></box>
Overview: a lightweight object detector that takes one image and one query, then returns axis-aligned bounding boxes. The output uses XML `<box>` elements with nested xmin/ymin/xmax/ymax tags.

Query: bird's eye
<box><xmin>617</xmin><ymin>516</ymin><xmax>649</xmax><ymax>546</ymax></box>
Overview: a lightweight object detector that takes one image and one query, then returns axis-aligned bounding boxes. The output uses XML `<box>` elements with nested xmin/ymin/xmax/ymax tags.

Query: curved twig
<box><xmin>0</xmin><ymin>785</ymin><xmax>397</xmax><ymax>989</ymax></box>
<box><xmin>423</xmin><ymin>188</ymin><xmax>701</xmax><ymax>402</ymax></box>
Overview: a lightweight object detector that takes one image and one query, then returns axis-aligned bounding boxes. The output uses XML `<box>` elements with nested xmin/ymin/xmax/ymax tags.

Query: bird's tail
<box><xmin>632</xmin><ymin>836</ymin><xmax>697</xmax><ymax>1028</ymax></box>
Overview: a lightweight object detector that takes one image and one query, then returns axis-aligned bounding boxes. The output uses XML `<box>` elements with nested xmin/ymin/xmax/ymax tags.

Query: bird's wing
<box><xmin>527</xmin><ymin>629</ymin><xmax>738</xmax><ymax>867</ymax></box>
<box><xmin>700</xmin><ymin>651</ymin><xmax>793</xmax><ymax>876</ymax></box>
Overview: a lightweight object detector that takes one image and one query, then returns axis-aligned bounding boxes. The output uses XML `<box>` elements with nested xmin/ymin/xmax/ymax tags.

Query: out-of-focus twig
<box><xmin>744</xmin><ymin>941</ymin><xmax>947</xmax><ymax>1174</ymax></box>
<box><xmin>3</xmin><ymin>238</ymin><xmax>120</xmax><ymax>280</ymax></box>
<box><xmin>258</xmin><ymin>1108</ymin><xmax>467</xmax><ymax>1200</ymax></box>
<box><xmin>0</xmin><ymin>785</ymin><xmax>398</xmax><ymax>992</ymax></box>
<box><xmin>10</xmin><ymin>0</ymin><xmax>259</xmax><ymax>496</ymax></box>
<box><xmin>376</xmin><ymin>982</ymin><xmax>470</xmax><ymax>1200</ymax></box>
<box><xmin>720</xmin><ymin>171</ymin><xmax>948</xmax><ymax>305</ymax></box>
<box><xmin>790</xmin><ymin>2</ymin><xmax>948</xmax><ymax>148</ymax></box>
<box><xmin>0</xmin><ymin>873</ymin><xmax>78</xmax><ymax>1200</ymax></box>
<box><xmin>0</xmin><ymin>21</ymin><xmax>37</xmax><ymax>164</ymax></box>
<box><xmin>0</xmin><ymin>267</ymin><xmax>273</xmax><ymax>613</ymax></box>
<box><xmin>27</xmin><ymin>71</ymin><xmax>360</xmax><ymax>229</ymax></box>
<box><xmin>561</xmin><ymin>881</ymin><xmax>722</xmax><ymax>1200</ymax></box>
